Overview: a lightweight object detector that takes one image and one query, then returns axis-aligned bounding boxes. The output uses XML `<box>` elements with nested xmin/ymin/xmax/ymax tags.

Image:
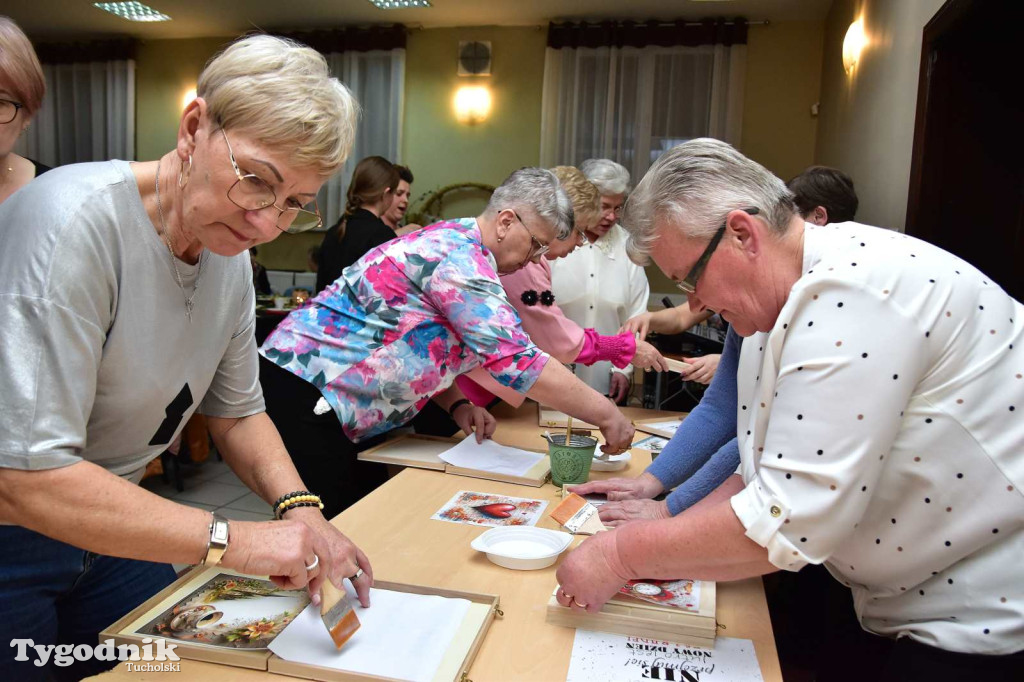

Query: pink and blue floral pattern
<box><xmin>261</xmin><ymin>219</ymin><xmax>549</xmax><ymax>442</ymax></box>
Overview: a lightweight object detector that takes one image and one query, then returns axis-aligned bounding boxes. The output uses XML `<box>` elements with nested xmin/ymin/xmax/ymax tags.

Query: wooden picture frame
<box><xmin>357</xmin><ymin>434</ymin><xmax>551</xmax><ymax>487</ymax></box>
<box><xmin>267</xmin><ymin>582</ymin><xmax>500</xmax><ymax>682</ymax></box>
<box><xmin>101</xmin><ymin>567</ymin><xmax>500</xmax><ymax>680</ymax></box>
<box><xmin>633</xmin><ymin>417</ymin><xmax>684</xmax><ymax>439</ymax></box>
<box><xmin>100</xmin><ymin>566</ymin><xmax>290</xmax><ymax>670</ymax></box>
<box><xmin>546</xmin><ymin>581</ymin><xmax>717</xmax><ymax>648</ymax></box>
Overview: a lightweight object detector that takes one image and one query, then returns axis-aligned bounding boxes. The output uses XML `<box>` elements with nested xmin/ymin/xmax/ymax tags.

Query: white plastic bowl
<box><xmin>470</xmin><ymin>526</ymin><xmax>573</xmax><ymax>570</ymax></box>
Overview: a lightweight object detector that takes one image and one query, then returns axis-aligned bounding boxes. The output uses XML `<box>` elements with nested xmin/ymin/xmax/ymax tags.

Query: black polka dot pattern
<box><xmin>735</xmin><ymin>225</ymin><xmax>1022</xmax><ymax>648</ymax></box>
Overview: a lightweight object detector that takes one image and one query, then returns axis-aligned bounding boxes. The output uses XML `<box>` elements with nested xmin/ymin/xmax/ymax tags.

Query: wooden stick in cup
<box><xmin>565</xmin><ymin>415</ymin><xmax>573</xmax><ymax>444</ymax></box>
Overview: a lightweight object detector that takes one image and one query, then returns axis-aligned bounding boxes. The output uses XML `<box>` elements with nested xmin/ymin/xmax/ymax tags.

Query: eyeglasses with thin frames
<box><xmin>512</xmin><ymin>211</ymin><xmax>551</xmax><ymax>266</ymax></box>
<box><xmin>0</xmin><ymin>98</ymin><xmax>24</xmax><ymax>125</ymax></box>
<box><xmin>676</xmin><ymin>207</ymin><xmax>760</xmax><ymax>296</ymax></box>
<box><xmin>220</xmin><ymin>129</ymin><xmax>322</xmax><ymax>234</ymax></box>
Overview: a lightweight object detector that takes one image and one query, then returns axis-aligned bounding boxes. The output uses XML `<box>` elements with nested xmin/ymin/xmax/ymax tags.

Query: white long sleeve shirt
<box><xmin>549</xmin><ymin>224</ymin><xmax>650</xmax><ymax>394</ymax></box>
<box><xmin>731</xmin><ymin>223</ymin><xmax>1023</xmax><ymax>655</ymax></box>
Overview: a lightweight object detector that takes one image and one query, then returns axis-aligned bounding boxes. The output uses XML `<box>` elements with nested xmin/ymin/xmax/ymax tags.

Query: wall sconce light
<box><xmin>454</xmin><ymin>86</ymin><xmax>492</xmax><ymax>125</ymax></box>
<box><xmin>182</xmin><ymin>87</ymin><xmax>197</xmax><ymax>110</ymax></box>
<box><xmin>842</xmin><ymin>18</ymin><xmax>866</xmax><ymax>74</ymax></box>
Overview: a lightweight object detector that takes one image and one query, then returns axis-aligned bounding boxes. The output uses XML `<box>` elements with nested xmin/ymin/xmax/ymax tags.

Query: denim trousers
<box><xmin>0</xmin><ymin>525</ymin><xmax>176</xmax><ymax>682</ymax></box>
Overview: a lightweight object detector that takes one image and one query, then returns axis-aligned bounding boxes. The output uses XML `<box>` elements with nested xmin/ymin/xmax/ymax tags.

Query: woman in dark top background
<box><xmin>0</xmin><ymin>17</ymin><xmax>50</xmax><ymax>206</ymax></box>
<box><xmin>249</xmin><ymin>247</ymin><xmax>272</xmax><ymax>295</ymax></box>
<box><xmin>315</xmin><ymin>156</ymin><xmax>399</xmax><ymax>293</ymax></box>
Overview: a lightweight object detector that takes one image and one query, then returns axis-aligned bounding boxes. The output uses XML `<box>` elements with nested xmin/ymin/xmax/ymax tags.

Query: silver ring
<box><xmin>305</xmin><ymin>555</ymin><xmax>319</xmax><ymax>572</ymax></box>
<box><xmin>572</xmin><ymin>597</ymin><xmax>589</xmax><ymax>609</ymax></box>
<box><xmin>349</xmin><ymin>567</ymin><xmax>364</xmax><ymax>581</ymax></box>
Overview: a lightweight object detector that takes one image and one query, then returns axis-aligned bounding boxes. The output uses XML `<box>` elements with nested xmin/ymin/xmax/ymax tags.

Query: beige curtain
<box><xmin>540</xmin><ymin>43</ymin><xmax>745</xmax><ymax>181</ymax></box>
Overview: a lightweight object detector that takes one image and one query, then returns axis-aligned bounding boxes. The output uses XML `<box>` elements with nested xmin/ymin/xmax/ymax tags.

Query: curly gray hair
<box><xmin>485</xmin><ymin>167</ymin><xmax>574</xmax><ymax>240</ymax></box>
<box><xmin>622</xmin><ymin>138</ymin><xmax>797</xmax><ymax>265</ymax></box>
<box><xmin>580</xmin><ymin>158</ymin><xmax>631</xmax><ymax>196</ymax></box>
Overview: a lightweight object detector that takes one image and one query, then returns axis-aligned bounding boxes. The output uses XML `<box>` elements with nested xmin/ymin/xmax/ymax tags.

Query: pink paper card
<box><xmin>431</xmin><ymin>490</ymin><xmax>548</xmax><ymax>527</ymax></box>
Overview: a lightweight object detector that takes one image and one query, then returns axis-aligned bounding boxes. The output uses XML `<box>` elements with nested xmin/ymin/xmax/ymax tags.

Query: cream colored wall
<box><xmin>647</xmin><ymin>20</ymin><xmax>825</xmax><ymax>294</ymax></box>
<box><xmin>135</xmin><ymin>37</ymin><xmax>231</xmax><ymax>162</ymax></box>
<box><xmin>740</xmin><ymin>21</ymin><xmax>824</xmax><ymax>180</ymax></box>
<box><xmin>815</xmin><ymin>0</ymin><xmax>945</xmax><ymax>231</ymax></box>
<box><xmin>401</xmin><ymin>26</ymin><xmax>547</xmax><ymax>221</ymax></box>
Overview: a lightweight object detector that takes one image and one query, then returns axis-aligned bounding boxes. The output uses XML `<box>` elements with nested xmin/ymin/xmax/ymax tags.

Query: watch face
<box><xmin>211</xmin><ymin>519</ymin><xmax>230</xmax><ymax>545</ymax></box>
<box><xmin>631</xmin><ymin>582</ymin><xmax>664</xmax><ymax>597</ymax></box>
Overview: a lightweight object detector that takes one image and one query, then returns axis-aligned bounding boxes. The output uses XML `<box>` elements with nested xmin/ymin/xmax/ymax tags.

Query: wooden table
<box><xmin>93</xmin><ymin>402</ymin><xmax>781</xmax><ymax>681</ymax></box>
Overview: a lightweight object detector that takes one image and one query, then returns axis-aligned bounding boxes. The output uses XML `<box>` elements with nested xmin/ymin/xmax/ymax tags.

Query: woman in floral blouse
<box><xmin>260</xmin><ymin>168</ymin><xmax>636</xmax><ymax>517</ymax></box>
<box><xmin>458</xmin><ymin>166</ymin><xmax>668</xmax><ymax>407</ymax></box>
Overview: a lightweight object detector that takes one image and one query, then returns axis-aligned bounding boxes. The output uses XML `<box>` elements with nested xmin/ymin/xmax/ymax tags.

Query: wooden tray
<box><xmin>268</xmin><ymin>582</ymin><xmax>500</xmax><ymax>682</ymax></box>
<box><xmin>100</xmin><ymin>565</ymin><xmax>284</xmax><ymax>670</ymax></box>
<box><xmin>358</xmin><ymin>434</ymin><xmax>551</xmax><ymax>487</ymax></box>
<box><xmin>633</xmin><ymin>416</ymin><xmax>684</xmax><ymax>439</ymax></box>
<box><xmin>536</xmin><ymin>402</ymin><xmax>598</xmax><ymax>430</ymax></box>
<box><xmin>545</xmin><ymin>582</ymin><xmax>717</xmax><ymax>648</ymax></box>
<box><xmin>102</xmin><ymin>566</ymin><xmax>500</xmax><ymax>680</ymax></box>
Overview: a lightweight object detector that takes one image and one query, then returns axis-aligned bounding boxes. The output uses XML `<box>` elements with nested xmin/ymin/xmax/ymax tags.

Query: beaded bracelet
<box><xmin>273</xmin><ymin>490</ymin><xmax>310</xmax><ymax>510</ymax></box>
<box><xmin>278</xmin><ymin>501</ymin><xmax>324</xmax><ymax>518</ymax></box>
<box><xmin>274</xmin><ymin>491</ymin><xmax>324</xmax><ymax>520</ymax></box>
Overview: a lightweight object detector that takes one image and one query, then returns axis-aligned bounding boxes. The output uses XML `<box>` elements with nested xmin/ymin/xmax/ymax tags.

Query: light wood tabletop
<box><xmin>92</xmin><ymin>402</ymin><xmax>781</xmax><ymax>681</ymax></box>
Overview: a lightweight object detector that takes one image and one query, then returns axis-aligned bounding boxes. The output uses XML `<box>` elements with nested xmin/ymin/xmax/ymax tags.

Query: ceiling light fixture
<box><xmin>94</xmin><ymin>2</ymin><xmax>171</xmax><ymax>22</ymax></box>
<box><xmin>367</xmin><ymin>0</ymin><xmax>432</xmax><ymax>9</ymax></box>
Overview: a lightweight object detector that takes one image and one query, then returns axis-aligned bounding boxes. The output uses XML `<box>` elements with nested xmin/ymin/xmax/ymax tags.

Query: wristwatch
<box><xmin>202</xmin><ymin>514</ymin><xmax>230</xmax><ymax>566</ymax></box>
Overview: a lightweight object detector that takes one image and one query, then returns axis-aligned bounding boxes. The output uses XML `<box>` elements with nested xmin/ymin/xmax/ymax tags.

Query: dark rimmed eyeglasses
<box><xmin>676</xmin><ymin>207</ymin><xmax>760</xmax><ymax>295</ymax></box>
<box><xmin>0</xmin><ymin>98</ymin><xmax>24</xmax><ymax>125</ymax></box>
<box><xmin>220</xmin><ymin>128</ymin><xmax>323</xmax><ymax>234</ymax></box>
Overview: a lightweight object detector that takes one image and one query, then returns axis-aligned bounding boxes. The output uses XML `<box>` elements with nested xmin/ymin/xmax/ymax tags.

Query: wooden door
<box><xmin>906</xmin><ymin>0</ymin><xmax>1024</xmax><ymax>301</ymax></box>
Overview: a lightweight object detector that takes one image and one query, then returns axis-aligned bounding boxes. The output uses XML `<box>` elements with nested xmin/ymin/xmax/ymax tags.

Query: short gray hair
<box><xmin>199</xmin><ymin>34</ymin><xmax>359</xmax><ymax>177</ymax></box>
<box><xmin>485</xmin><ymin>168</ymin><xmax>574</xmax><ymax>240</ymax></box>
<box><xmin>580</xmin><ymin>158</ymin><xmax>631</xmax><ymax>196</ymax></box>
<box><xmin>622</xmin><ymin>138</ymin><xmax>797</xmax><ymax>265</ymax></box>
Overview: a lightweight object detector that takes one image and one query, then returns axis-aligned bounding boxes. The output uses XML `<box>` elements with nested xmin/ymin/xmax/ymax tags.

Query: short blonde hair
<box><xmin>198</xmin><ymin>34</ymin><xmax>358</xmax><ymax>177</ymax></box>
<box><xmin>0</xmin><ymin>16</ymin><xmax>45</xmax><ymax>116</ymax></box>
<box><xmin>550</xmin><ymin>166</ymin><xmax>600</xmax><ymax>230</ymax></box>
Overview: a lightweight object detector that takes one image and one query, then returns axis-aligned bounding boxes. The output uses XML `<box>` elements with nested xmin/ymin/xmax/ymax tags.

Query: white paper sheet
<box><xmin>567</xmin><ymin>632</ymin><xmax>763</xmax><ymax>682</ymax></box>
<box><xmin>642</xmin><ymin>420</ymin><xmax>682</xmax><ymax>435</ymax></box>
<box><xmin>268</xmin><ymin>582</ymin><xmax>471</xmax><ymax>682</ymax></box>
<box><xmin>438</xmin><ymin>435</ymin><xmax>545</xmax><ymax>477</ymax></box>
<box><xmin>632</xmin><ymin>435</ymin><xmax>670</xmax><ymax>451</ymax></box>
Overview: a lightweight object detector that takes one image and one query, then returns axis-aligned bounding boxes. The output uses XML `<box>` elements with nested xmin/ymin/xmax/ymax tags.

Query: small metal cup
<box><xmin>547</xmin><ymin>434</ymin><xmax>598</xmax><ymax>486</ymax></box>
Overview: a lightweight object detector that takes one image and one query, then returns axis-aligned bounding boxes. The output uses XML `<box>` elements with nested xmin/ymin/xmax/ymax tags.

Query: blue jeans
<box><xmin>0</xmin><ymin>525</ymin><xmax>176</xmax><ymax>682</ymax></box>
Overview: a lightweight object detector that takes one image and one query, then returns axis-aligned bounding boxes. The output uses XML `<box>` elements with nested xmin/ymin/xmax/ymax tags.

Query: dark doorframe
<box><xmin>905</xmin><ymin>0</ymin><xmax>1024</xmax><ymax>301</ymax></box>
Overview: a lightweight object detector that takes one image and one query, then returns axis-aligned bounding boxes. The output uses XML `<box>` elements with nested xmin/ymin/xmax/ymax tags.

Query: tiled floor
<box><xmin>140</xmin><ymin>455</ymin><xmax>275</xmax><ymax>572</ymax></box>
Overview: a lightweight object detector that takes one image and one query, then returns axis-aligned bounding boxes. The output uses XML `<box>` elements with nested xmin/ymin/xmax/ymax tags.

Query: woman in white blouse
<box><xmin>554</xmin><ymin>139</ymin><xmax>1024</xmax><ymax>680</ymax></box>
<box><xmin>549</xmin><ymin>159</ymin><xmax>650</xmax><ymax>403</ymax></box>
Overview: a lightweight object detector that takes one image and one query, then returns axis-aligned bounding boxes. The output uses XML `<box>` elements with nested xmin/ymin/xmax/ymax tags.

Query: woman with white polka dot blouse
<box><xmin>554</xmin><ymin>139</ymin><xmax>1023</xmax><ymax>680</ymax></box>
